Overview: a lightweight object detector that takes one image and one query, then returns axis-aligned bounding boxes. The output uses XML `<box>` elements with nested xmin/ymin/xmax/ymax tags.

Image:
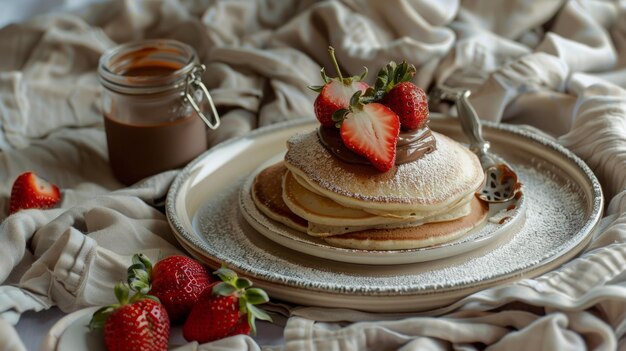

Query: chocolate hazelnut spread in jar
<box><xmin>98</xmin><ymin>39</ymin><xmax>220</xmax><ymax>185</ymax></box>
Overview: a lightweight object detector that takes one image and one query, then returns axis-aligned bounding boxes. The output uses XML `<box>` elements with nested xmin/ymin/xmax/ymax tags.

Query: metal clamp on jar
<box><xmin>98</xmin><ymin>39</ymin><xmax>220</xmax><ymax>185</ymax></box>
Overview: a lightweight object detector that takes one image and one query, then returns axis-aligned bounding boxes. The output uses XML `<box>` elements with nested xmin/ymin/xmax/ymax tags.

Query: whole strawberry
<box><xmin>89</xmin><ymin>283</ymin><xmax>170</xmax><ymax>351</ymax></box>
<box><xmin>372</xmin><ymin>61</ymin><xmax>429</xmax><ymax>130</ymax></box>
<box><xmin>183</xmin><ymin>267</ymin><xmax>272</xmax><ymax>343</ymax></box>
<box><xmin>381</xmin><ymin>81</ymin><xmax>429</xmax><ymax>130</ymax></box>
<box><xmin>127</xmin><ymin>254</ymin><xmax>216</xmax><ymax>324</ymax></box>
<box><xmin>310</xmin><ymin>46</ymin><xmax>369</xmax><ymax>127</ymax></box>
<box><xmin>9</xmin><ymin>171</ymin><xmax>61</xmax><ymax>214</ymax></box>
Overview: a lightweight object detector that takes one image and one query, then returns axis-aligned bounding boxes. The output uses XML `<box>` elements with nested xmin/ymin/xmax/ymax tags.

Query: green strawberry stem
<box><xmin>331</xmin><ymin>108</ymin><xmax>349</xmax><ymax>127</ymax></box>
<box><xmin>331</xmin><ymin>90</ymin><xmax>365</xmax><ymax>127</ymax></box>
<box><xmin>89</xmin><ymin>282</ymin><xmax>159</xmax><ymax>330</ymax></box>
<box><xmin>349</xmin><ymin>90</ymin><xmax>364</xmax><ymax>111</ymax></box>
<box><xmin>213</xmin><ymin>266</ymin><xmax>272</xmax><ymax>335</ymax></box>
<box><xmin>328</xmin><ymin>46</ymin><xmax>344</xmax><ymax>82</ymax></box>
<box><xmin>372</xmin><ymin>61</ymin><xmax>416</xmax><ymax>97</ymax></box>
<box><xmin>309</xmin><ymin>47</ymin><xmax>368</xmax><ymax>92</ymax></box>
<box><xmin>91</xmin><ymin>254</ymin><xmax>161</xmax><ymax>330</ymax></box>
<box><xmin>127</xmin><ymin>253</ymin><xmax>154</xmax><ymax>294</ymax></box>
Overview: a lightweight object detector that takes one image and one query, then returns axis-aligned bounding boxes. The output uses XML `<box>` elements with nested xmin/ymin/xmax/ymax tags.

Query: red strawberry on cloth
<box><xmin>127</xmin><ymin>254</ymin><xmax>216</xmax><ymax>324</ymax></box>
<box><xmin>183</xmin><ymin>267</ymin><xmax>272</xmax><ymax>343</ymax></box>
<box><xmin>310</xmin><ymin>46</ymin><xmax>369</xmax><ymax>127</ymax></box>
<box><xmin>371</xmin><ymin>61</ymin><xmax>429</xmax><ymax>130</ymax></box>
<box><xmin>334</xmin><ymin>92</ymin><xmax>400</xmax><ymax>172</ymax></box>
<box><xmin>89</xmin><ymin>283</ymin><xmax>170</xmax><ymax>351</ymax></box>
<box><xmin>9</xmin><ymin>171</ymin><xmax>61</xmax><ymax>214</ymax></box>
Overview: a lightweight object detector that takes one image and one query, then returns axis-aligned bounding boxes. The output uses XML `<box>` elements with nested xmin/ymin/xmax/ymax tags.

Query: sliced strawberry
<box><xmin>9</xmin><ymin>172</ymin><xmax>61</xmax><ymax>214</ymax></box>
<box><xmin>310</xmin><ymin>47</ymin><xmax>369</xmax><ymax>127</ymax></box>
<box><xmin>314</xmin><ymin>80</ymin><xmax>368</xmax><ymax>126</ymax></box>
<box><xmin>381</xmin><ymin>82</ymin><xmax>429</xmax><ymax>130</ymax></box>
<box><xmin>340</xmin><ymin>103</ymin><xmax>400</xmax><ymax>172</ymax></box>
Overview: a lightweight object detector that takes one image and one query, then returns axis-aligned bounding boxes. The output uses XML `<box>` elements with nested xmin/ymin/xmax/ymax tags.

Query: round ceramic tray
<box><xmin>166</xmin><ymin>117</ymin><xmax>603</xmax><ymax>313</ymax></box>
<box><xmin>238</xmin><ymin>153</ymin><xmax>526</xmax><ymax>265</ymax></box>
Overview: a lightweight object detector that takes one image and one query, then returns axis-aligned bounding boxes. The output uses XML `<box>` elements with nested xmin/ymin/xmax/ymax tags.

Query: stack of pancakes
<box><xmin>250</xmin><ymin>130</ymin><xmax>487</xmax><ymax>250</ymax></box>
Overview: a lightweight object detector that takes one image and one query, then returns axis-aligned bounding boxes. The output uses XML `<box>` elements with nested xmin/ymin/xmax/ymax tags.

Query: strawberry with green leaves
<box><xmin>89</xmin><ymin>283</ymin><xmax>170</xmax><ymax>351</ymax></box>
<box><xmin>310</xmin><ymin>46</ymin><xmax>369</xmax><ymax>127</ymax></box>
<box><xmin>371</xmin><ymin>61</ymin><xmax>429</xmax><ymax>130</ymax></box>
<box><xmin>127</xmin><ymin>254</ymin><xmax>216</xmax><ymax>324</ymax></box>
<box><xmin>183</xmin><ymin>267</ymin><xmax>272</xmax><ymax>343</ymax></box>
<box><xmin>9</xmin><ymin>171</ymin><xmax>61</xmax><ymax>214</ymax></box>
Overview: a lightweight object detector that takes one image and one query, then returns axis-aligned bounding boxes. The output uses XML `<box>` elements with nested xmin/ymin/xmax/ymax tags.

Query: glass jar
<box><xmin>98</xmin><ymin>39</ymin><xmax>219</xmax><ymax>185</ymax></box>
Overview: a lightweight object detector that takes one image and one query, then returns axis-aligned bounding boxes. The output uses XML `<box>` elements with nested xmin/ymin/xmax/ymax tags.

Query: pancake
<box><xmin>251</xmin><ymin>162</ymin><xmax>307</xmax><ymax>232</ymax></box>
<box><xmin>324</xmin><ymin>197</ymin><xmax>488</xmax><ymax>250</ymax></box>
<box><xmin>282</xmin><ymin>169</ymin><xmax>472</xmax><ymax>236</ymax></box>
<box><xmin>284</xmin><ymin>130</ymin><xmax>484</xmax><ymax>216</ymax></box>
<box><xmin>249</xmin><ymin>161</ymin><xmax>489</xmax><ymax>251</ymax></box>
<box><xmin>282</xmin><ymin>169</ymin><xmax>411</xmax><ymax>226</ymax></box>
<box><xmin>289</xmin><ymin>169</ymin><xmax>478</xmax><ymax>220</ymax></box>
<box><xmin>306</xmin><ymin>203</ymin><xmax>472</xmax><ymax>237</ymax></box>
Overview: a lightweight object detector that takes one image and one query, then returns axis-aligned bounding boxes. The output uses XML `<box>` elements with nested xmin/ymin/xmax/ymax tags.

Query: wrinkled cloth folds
<box><xmin>2</xmin><ymin>0</ymin><xmax>626</xmax><ymax>350</ymax></box>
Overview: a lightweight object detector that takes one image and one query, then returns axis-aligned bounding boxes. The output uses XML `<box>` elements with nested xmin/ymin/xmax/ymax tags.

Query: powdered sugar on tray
<box><xmin>191</xmin><ymin>159</ymin><xmax>588</xmax><ymax>295</ymax></box>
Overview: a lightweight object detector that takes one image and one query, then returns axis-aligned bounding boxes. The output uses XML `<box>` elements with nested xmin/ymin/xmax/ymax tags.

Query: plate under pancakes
<box><xmin>250</xmin><ymin>161</ymin><xmax>488</xmax><ymax>250</ymax></box>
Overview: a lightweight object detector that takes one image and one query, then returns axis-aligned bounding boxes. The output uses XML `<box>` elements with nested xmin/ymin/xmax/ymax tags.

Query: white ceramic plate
<box><xmin>238</xmin><ymin>152</ymin><xmax>526</xmax><ymax>265</ymax></box>
<box><xmin>45</xmin><ymin>308</ymin><xmax>196</xmax><ymax>350</ymax></box>
<box><xmin>40</xmin><ymin>307</ymin><xmax>103</xmax><ymax>351</ymax></box>
<box><xmin>166</xmin><ymin>117</ymin><xmax>603</xmax><ymax>313</ymax></box>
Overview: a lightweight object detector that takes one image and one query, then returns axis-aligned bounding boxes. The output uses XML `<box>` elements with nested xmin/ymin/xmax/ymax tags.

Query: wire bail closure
<box><xmin>184</xmin><ymin>64</ymin><xmax>220</xmax><ymax>130</ymax></box>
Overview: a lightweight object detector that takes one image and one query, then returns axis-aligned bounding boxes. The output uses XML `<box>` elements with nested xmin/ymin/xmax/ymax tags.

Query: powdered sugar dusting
<box><xmin>166</xmin><ymin>118</ymin><xmax>601</xmax><ymax>299</ymax></box>
<box><xmin>284</xmin><ymin>131</ymin><xmax>483</xmax><ymax>206</ymax></box>
<box><xmin>190</xmin><ymin>160</ymin><xmax>587</xmax><ymax>294</ymax></box>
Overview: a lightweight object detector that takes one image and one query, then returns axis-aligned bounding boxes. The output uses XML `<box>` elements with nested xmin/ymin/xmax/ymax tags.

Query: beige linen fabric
<box><xmin>1</xmin><ymin>0</ymin><xmax>626</xmax><ymax>350</ymax></box>
<box><xmin>0</xmin><ymin>172</ymin><xmax>183</xmax><ymax>321</ymax></box>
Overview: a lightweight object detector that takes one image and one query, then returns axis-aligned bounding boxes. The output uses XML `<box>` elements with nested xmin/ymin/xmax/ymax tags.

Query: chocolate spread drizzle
<box><xmin>317</xmin><ymin>124</ymin><xmax>437</xmax><ymax>165</ymax></box>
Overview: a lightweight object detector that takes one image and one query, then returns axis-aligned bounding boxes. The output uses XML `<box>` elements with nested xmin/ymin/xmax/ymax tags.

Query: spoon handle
<box><xmin>454</xmin><ymin>91</ymin><xmax>499</xmax><ymax>169</ymax></box>
<box><xmin>455</xmin><ymin>91</ymin><xmax>487</xmax><ymax>153</ymax></box>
